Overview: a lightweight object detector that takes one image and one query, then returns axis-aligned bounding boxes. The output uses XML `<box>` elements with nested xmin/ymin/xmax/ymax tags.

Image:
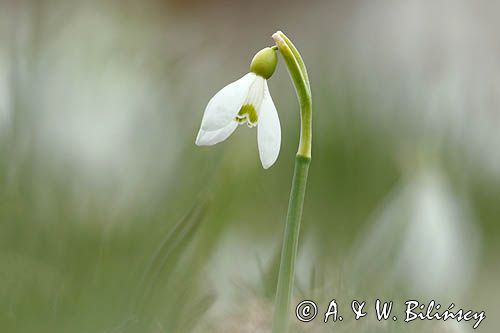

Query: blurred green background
<box><xmin>1</xmin><ymin>0</ymin><xmax>499</xmax><ymax>332</ymax></box>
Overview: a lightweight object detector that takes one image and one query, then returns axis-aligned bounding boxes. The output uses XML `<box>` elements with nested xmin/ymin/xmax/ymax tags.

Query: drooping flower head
<box><xmin>195</xmin><ymin>47</ymin><xmax>281</xmax><ymax>169</ymax></box>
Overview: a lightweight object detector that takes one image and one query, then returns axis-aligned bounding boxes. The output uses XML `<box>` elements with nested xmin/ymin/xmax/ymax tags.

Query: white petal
<box><xmin>246</xmin><ymin>76</ymin><xmax>265</xmax><ymax>113</ymax></box>
<box><xmin>200</xmin><ymin>73</ymin><xmax>256</xmax><ymax>132</ymax></box>
<box><xmin>195</xmin><ymin>121</ymin><xmax>238</xmax><ymax>146</ymax></box>
<box><xmin>257</xmin><ymin>81</ymin><xmax>281</xmax><ymax>169</ymax></box>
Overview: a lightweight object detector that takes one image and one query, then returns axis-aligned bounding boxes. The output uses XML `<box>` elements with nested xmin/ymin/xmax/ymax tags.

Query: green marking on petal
<box><xmin>236</xmin><ymin>104</ymin><xmax>258</xmax><ymax>126</ymax></box>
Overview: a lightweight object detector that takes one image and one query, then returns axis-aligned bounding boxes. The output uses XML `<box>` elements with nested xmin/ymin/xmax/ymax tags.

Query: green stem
<box><xmin>272</xmin><ymin>31</ymin><xmax>312</xmax><ymax>158</ymax></box>
<box><xmin>272</xmin><ymin>31</ymin><xmax>312</xmax><ymax>333</ymax></box>
<box><xmin>273</xmin><ymin>156</ymin><xmax>310</xmax><ymax>333</ymax></box>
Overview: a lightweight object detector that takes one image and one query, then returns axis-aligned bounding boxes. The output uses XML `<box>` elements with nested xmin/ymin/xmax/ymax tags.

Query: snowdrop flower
<box><xmin>195</xmin><ymin>47</ymin><xmax>281</xmax><ymax>169</ymax></box>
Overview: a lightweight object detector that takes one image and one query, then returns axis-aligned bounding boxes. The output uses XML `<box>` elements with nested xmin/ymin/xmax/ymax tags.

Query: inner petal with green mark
<box><xmin>236</xmin><ymin>103</ymin><xmax>258</xmax><ymax>127</ymax></box>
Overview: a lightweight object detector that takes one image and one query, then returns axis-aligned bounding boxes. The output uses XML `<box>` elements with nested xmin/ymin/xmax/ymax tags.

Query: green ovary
<box><xmin>236</xmin><ymin>104</ymin><xmax>258</xmax><ymax>126</ymax></box>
